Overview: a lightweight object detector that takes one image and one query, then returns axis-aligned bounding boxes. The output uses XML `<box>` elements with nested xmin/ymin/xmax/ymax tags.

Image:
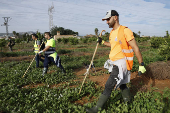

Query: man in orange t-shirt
<box><xmin>86</xmin><ymin>10</ymin><xmax>146</xmax><ymax>113</ymax></box>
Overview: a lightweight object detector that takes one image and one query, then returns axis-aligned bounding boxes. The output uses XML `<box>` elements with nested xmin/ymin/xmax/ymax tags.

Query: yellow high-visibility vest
<box><xmin>45</xmin><ymin>38</ymin><xmax>56</xmax><ymax>55</ymax></box>
<box><xmin>34</xmin><ymin>39</ymin><xmax>40</xmax><ymax>53</ymax></box>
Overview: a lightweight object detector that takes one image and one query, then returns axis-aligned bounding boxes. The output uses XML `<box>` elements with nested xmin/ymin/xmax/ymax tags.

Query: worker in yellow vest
<box><xmin>32</xmin><ymin>34</ymin><xmax>44</xmax><ymax>68</ymax></box>
<box><xmin>86</xmin><ymin>10</ymin><xmax>146</xmax><ymax>113</ymax></box>
<box><xmin>38</xmin><ymin>32</ymin><xmax>65</xmax><ymax>75</ymax></box>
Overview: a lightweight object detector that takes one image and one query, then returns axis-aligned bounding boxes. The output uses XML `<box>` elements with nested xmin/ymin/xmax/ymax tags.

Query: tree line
<box><xmin>50</xmin><ymin>26</ymin><xmax>78</xmax><ymax>36</ymax></box>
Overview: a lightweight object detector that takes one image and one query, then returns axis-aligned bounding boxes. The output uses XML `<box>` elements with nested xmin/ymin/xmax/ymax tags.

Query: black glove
<box><xmin>97</xmin><ymin>37</ymin><xmax>102</xmax><ymax>44</ymax></box>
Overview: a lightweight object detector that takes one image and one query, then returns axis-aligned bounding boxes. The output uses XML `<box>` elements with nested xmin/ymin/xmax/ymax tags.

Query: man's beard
<box><xmin>108</xmin><ymin>21</ymin><xmax>115</xmax><ymax>28</ymax></box>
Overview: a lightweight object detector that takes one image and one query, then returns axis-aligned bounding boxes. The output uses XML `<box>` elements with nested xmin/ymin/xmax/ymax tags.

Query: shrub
<box><xmin>82</xmin><ymin>38</ymin><xmax>88</xmax><ymax>43</ymax></box>
<box><xmin>69</xmin><ymin>37</ymin><xmax>79</xmax><ymax>45</ymax></box>
<box><xmin>101</xmin><ymin>36</ymin><xmax>109</xmax><ymax>41</ymax></box>
<box><xmin>164</xmin><ymin>38</ymin><xmax>170</xmax><ymax>44</ymax></box>
<box><xmin>0</xmin><ymin>39</ymin><xmax>7</xmax><ymax>52</ymax></box>
<box><xmin>88</xmin><ymin>37</ymin><xmax>93</xmax><ymax>43</ymax></box>
<box><xmin>136</xmin><ymin>37</ymin><xmax>150</xmax><ymax>43</ymax></box>
<box><xmin>15</xmin><ymin>38</ymin><xmax>22</xmax><ymax>44</ymax></box>
<box><xmin>80</xmin><ymin>38</ymin><xmax>83</xmax><ymax>41</ymax></box>
<box><xmin>90</xmin><ymin>36</ymin><xmax>97</xmax><ymax>41</ymax></box>
<box><xmin>57</xmin><ymin>49</ymin><xmax>71</xmax><ymax>54</ymax></box>
<box><xmin>62</xmin><ymin>38</ymin><xmax>69</xmax><ymax>44</ymax></box>
<box><xmin>150</xmin><ymin>37</ymin><xmax>164</xmax><ymax>48</ymax></box>
<box><xmin>57</xmin><ymin>38</ymin><xmax>62</xmax><ymax>43</ymax></box>
<box><xmin>159</xmin><ymin>44</ymin><xmax>170</xmax><ymax>61</ymax></box>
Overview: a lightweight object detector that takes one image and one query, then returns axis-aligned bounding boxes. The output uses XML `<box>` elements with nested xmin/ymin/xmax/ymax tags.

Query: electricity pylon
<box><xmin>48</xmin><ymin>3</ymin><xmax>54</xmax><ymax>31</ymax></box>
<box><xmin>1</xmin><ymin>17</ymin><xmax>11</xmax><ymax>39</ymax></box>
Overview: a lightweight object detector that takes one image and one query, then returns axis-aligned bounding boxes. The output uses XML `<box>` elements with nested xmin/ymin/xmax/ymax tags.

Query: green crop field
<box><xmin>0</xmin><ymin>37</ymin><xmax>170</xmax><ymax>113</ymax></box>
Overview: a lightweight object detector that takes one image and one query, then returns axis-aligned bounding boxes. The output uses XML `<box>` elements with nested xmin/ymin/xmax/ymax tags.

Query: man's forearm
<box><xmin>42</xmin><ymin>46</ymin><xmax>50</xmax><ymax>52</ymax></box>
<box><xmin>133</xmin><ymin>47</ymin><xmax>143</xmax><ymax>64</ymax></box>
<box><xmin>128</xmin><ymin>39</ymin><xmax>143</xmax><ymax>64</ymax></box>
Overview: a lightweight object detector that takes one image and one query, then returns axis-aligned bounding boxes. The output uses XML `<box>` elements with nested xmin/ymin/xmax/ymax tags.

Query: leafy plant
<box><xmin>0</xmin><ymin>39</ymin><xmax>7</xmax><ymax>52</ymax></box>
<box><xmin>69</xmin><ymin>37</ymin><xmax>79</xmax><ymax>45</ymax></box>
<box><xmin>1</xmin><ymin>37</ymin><xmax>170</xmax><ymax>112</ymax></box>
<box><xmin>57</xmin><ymin>38</ymin><xmax>62</xmax><ymax>43</ymax></box>
<box><xmin>159</xmin><ymin>44</ymin><xmax>170</xmax><ymax>61</ymax></box>
<box><xmin>136</xmin><ymin>37</ymin><xmax>150</xmax><ymax>43</ymax></box>
<box><xmin>81</xmin><ymin>38</ymin><xmax>88</xmax><ymax>43</ymax></box>
<box><xmin>150</xmin><ymin>37</ymin><xmax>164</xmax><ymax>48</ymax></box>
<box><xmin>62</xmin><ymin>38</ymin><xmax>69</xmax><ymax>44</ymax></box>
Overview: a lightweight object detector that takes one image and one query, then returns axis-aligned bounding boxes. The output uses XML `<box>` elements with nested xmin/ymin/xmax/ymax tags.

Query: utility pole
<box><xmin>48</xmin><ymin>3</ymin><xmax>54</xmax><ymax>31</ymax></box>
<box><xmin>1</xmin><ymin>17</ymin><xmax>11</xmax><ymax>39</ymax></box>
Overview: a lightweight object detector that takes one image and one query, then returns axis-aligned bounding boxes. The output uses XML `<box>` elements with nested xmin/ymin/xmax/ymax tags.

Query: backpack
<box><xmin>40</xmin><ymin>41</ymin><xmax>45</xmax><ymax>50</ymax></box>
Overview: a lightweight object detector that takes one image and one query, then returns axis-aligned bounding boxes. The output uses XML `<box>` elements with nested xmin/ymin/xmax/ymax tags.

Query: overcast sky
<box><xmin>0</xmin><ymin>0</ymin><xmax>170</xmax><ymax>36</ymax></box>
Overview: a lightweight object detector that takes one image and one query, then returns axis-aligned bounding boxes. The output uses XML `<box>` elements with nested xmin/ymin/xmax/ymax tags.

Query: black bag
<box><xmin>11</xmin><ymin>40</ymin><xmax>15</xmax><ymax>46</ymax></box>
<box><xmin>40</xmin><ymin>41</ymin><xmax>45</xmax><ymax>50</ymax></box>
<box><xmin>36</xmin><ymin>39</ymin><xmax>45</xmax><ymax>50</ymax></box>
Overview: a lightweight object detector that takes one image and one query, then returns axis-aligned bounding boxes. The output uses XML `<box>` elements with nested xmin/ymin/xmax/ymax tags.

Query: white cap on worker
<box><xmin>102</xmin><ymin>10</ymin><xmax>119</xmax><ymax>21</ymax></box>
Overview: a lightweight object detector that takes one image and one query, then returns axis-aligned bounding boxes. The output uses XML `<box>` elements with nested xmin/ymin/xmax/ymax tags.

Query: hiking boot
<box><xmin>62</xmin><ymin>69</ymin><xmax>66</xmax><ymax>74</ymax></box>
<box><xmin>86</xmin><ymin>94</ymin><xmax>109</xmax><ymax>113</ymax></box>
<box><xmin>42</xmin><ymin>68</ymin><xmax>47</xmax><ymax>76</ymax></box>
<box><xmin>121</xmin><ymin>88</ymin><xmax>131</xmax><ymax>103</ymax></box>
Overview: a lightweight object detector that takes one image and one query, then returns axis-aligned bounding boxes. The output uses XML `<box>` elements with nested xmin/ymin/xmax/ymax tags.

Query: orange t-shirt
<box><xmin>109</xmin><ymin>25</ymin><xmax>135</xmax><ymax>61</ymax></box>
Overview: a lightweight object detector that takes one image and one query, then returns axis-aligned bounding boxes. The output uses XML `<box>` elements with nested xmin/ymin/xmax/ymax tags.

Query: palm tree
<box><xmin>12</xmin><ymin>31</ymin><xmax>16</xmax><ymax>37</ymax></box>
<box><xmin>95</xmin><ymin>28</ymin><xmax>99</xmax><ymax>37</ymax></box>
<box><xmin>166</xmin><ymin>31</ymin><xmax>169</xmax><ymax>38</ymax></box>
<box><xmin>16</xmin><ymin>33</ymin><xmax>19</xmax><ymax>38</ymax></box>
<box><xmin>138</xmin><ymin>31</ymin><xmax>141</xmax><ymax>37</ymax></box>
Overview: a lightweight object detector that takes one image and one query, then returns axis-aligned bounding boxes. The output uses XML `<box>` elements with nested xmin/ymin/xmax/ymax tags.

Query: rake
<box><xmin>22</xmin><ymin>41</ymin><xmax>45</xmax><ymax>78</ymax></box>
<box><xmin>79</xmin><ymin>30</ymin><xmax>106</xmax><ymax>94</ymax></box>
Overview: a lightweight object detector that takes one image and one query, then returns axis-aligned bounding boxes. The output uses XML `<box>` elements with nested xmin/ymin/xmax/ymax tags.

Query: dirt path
<box><xmin>21</xmin><ymin>66</ymin><xmax>170</xmax><ymax>94</ymax></box>
<box><xmin>20</xmin><ymin>66</ymin><xmax>170</xmax><ymax>105</ymax></box>
<box><xmin>75</xmin><ymin>68</ymin><xmax>170</xmax><ymax>95</ymax></box>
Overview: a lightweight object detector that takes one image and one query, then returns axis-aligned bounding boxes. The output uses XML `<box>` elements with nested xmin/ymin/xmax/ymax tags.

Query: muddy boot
<box><xmin>86</xmin><ymin>94</ymin><xmax>109</xmax><ymax>113</ymax></box>
<box><xmin>42</xmin><ymin>68</ymin><xmax>47</xmax><ymax>76</ymax></box>
<box><xmin>60</xmin><ymin>65</ymin><xmax>66</xmax><ymax>74</ymax></box>
<box><xmin>121</xmin><ymin>88</ymin><xmax>131</xmax><ymax>103</ymax></box>
<box><xmin>62</xmin><ymin>69</ymin><xmax>66</xmax><ymax>74</ymax></box>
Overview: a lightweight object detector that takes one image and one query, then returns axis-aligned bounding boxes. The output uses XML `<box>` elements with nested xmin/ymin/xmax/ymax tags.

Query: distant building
<box><xmin>54</xmin><ymin>31</ymin><xmax>77</xmax><ymax>40</ymax></box>
<box><xmin>84</xmin><ymin>34</ymin><xmax>96</xmax><ymax>38</ymax></box>
<box><xmin>141</xmin><ymin>35</ymin><xmax>150</xmax><ymax>38</ymax></box>
<box><xmin>0</xmin><ymin>36</ymin><xmax>16</xmax><ymax>40</ymax></box>
<box><xmin>11</xmin><ymin>36</ymin><xmax>16</xmax><ymax>39</ymax></box>
<box><xmin>0</xmin><ymin>36</ymin><xmax>5</xmax><ymax>39</ymax></box>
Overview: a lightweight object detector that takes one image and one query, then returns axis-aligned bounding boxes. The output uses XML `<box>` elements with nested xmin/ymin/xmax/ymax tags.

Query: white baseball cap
<box><xmin>102</xmin><ymin>10</ymin><xmax>119</xmax><ymax>21</ymax></box>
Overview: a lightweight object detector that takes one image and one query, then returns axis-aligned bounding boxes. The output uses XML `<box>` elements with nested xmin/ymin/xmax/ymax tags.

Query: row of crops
<box><xmin>1</xmin><ymin>60</ymin><xmax>170</xmax><ymax>112</ymax></box>
<box><xmin>0</xmin><ymin>39</ymin><xmax>170</xmax><ymax>112</ymax></box>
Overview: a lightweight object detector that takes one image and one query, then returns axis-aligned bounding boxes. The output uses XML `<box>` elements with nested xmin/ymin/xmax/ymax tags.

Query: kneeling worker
<box><xmin>38</xmin><ymin>32</ymin><xmax>66</xmax><ymax>75</ymax></box>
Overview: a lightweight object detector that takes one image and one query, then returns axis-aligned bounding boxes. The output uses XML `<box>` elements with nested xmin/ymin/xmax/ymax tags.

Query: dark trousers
<box><xmin>35</xmin><ymin>54</ymin><xmax>44</xmax><ymax>67</ymax></box>
<box><xmin>8</xmin><ymin>46</ymin><xmax>13</xmax><ymax>52</ymax></box>
<box><xmin>44</xmin><ymin>54</ymin><xmax>64</xmax><ymax>71</ymax></box>
<box><xmin>103</xmin><ymin>65</ymin><xmax>128</xmax><ymax>97</ymax></box>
